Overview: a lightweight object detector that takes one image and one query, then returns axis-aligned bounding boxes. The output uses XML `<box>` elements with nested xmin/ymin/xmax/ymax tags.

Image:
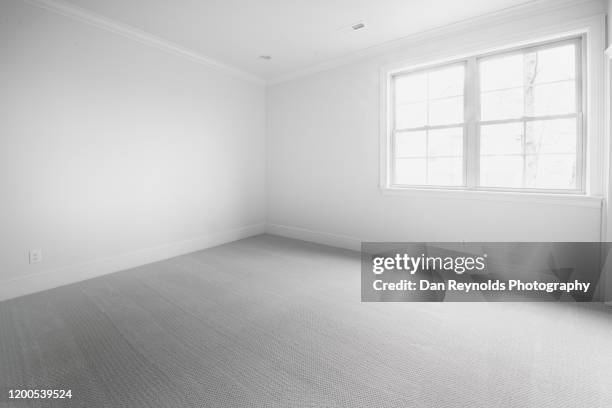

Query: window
<box><xmin>386</xmin><ymin>37</ymin><xmax>584</xmax><ymax>193</ymax></box>
<box><xmin>393</xmin><ymin>64</ymin><xmax>465</xmax><ymax>186</ymax></box>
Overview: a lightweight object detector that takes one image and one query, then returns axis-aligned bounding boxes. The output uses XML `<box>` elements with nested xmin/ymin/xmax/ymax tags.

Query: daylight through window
<box><xmin>389</xmin><ymin>37</ymin><xmax>583</xmax><ymax>193</ymax></box>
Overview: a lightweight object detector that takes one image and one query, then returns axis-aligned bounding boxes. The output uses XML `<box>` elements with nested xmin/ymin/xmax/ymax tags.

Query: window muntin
<box><xmin>388</xmin><ymin>37</ymin><xmax>583</xmax><ymax>193</ymax></box>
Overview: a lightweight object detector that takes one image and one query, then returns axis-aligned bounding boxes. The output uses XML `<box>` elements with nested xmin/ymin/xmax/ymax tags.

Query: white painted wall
<box><xmin>0</xmin><ymin>0</ymin><xmax>266</xmax><ymax>298</ymax></box>
<box><xmin>267</xmin><ymin>1</ymin><xmax>606</xmax><ymax>250</ymax></box>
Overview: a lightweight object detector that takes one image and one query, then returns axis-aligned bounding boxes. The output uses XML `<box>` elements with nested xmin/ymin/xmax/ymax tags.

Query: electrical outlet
<box><xmin>29</xmin><ymin>249</ymin><xmax>42</xmax><ymax>264</ymax></box>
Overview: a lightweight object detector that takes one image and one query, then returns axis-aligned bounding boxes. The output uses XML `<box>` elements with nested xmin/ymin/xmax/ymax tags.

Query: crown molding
<box><xmin>268</xmin><ymin>0</ymin><xmax>604</xmax><ymax>85</ymax></box>
<box><xmin>21</xmin><ymin>0</ymin><xmax>266</xmax><ymax>85</ymax></box>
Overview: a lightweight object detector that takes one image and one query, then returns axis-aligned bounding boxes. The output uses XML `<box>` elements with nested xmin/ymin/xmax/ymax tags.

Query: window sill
<box><xmin>380</xmin><ymin>187</ymin><xmax>603</xmax><ymax>208</ymax></box>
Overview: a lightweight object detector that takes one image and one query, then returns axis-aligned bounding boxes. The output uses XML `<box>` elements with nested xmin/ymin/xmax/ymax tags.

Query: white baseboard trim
<box><xmin>266</xmin><ymin>223</ymin><xmax>362</xmax><ymax>251</ymax></box>
<box><xmin>0</xmin><ymin>223</ymin><xmax>265</xmax><ymax>302</ymax></box>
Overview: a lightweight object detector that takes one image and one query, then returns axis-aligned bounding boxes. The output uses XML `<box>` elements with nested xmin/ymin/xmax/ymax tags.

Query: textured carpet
<box><xmin>1</xmin><ymin>234</ymin><xmax>611</xmax><ymax>407</ymax></box>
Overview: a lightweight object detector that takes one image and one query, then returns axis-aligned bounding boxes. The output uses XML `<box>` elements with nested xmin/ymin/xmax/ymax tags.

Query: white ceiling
<box><xmin>59</xmin><ymin>0</ymin><xmax>539</xmax><ymax>81</ymax></box>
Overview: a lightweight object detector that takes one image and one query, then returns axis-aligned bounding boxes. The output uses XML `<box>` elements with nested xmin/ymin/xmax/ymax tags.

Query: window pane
<box><xmin>479</xmin><ymin>119</ymin><xmax>578</xmax><ymax>190</ymax></box>
<box><xmin>395</xmin><ymin>72</ymin><xmax>427</xmax><ymax>103</ymax></box>
<box><xmin>395</xmin><ymin>72</ymin><xmax>428</xmax><ymax>104</ymax></box>
<box><xmin>429</xmin><ymin>96</ymin><xmax>463</xmax><ymax>125</ymax></box>
<box><xmin>395</xmin><ymin>130</ymin><xmax>426</xmax><ymax>157</ymax></box>
<box><xmin>532</xmin><ymin>44</ymin><xmax>575</xmax><ymax>84</ymax></box>
<box><xmin>480</xmin><ymin>43</ymin><xmax>577</xmax><ymax>122</ymax></box>
<box><xmin>525</xmin><ymin>154</ymin><xmax>576</xmax><ymax>189</ymax></box>
<box><xmin>528</xmin><ymin>81</ymin><xmax>576</xmax><ymax>116</ymax></box>
<box><xmin>428</xmin><ymin>65</ymin><xmax>464</xmax><ymax>99</ymax></box>
<box><xmin>428</xmin><ymin>157</ymin><xmax>463</xmax><ymax>186</ymax></box>
<box><xmin>480</xmin><ymin>156</ymin><xmax>523</xmax><ymax>188</ymax></box>
<box><xmin>481</xmin><ymin>88</ymin><xmax>523</xmax><ymax>120</ymax></box>
<box><xmin>526</xmin><ymin>119</ymin><xmax>576</xmax><ymax>155</ymax></box>
<box><xmin>395</xmin><ymin>102</ymin><xmax>426</xmax><ymax>129</ymax></box>
<box><xmin>395</xmin><ymin>158</ymin><xmax>426</xmax><ymax>185</ymax></box>
<box><xmin>393</xmin><ymin>63</ymin><xmax>465</xmax><ymax>131</ymax></box>
<box><xmin>428</xmin><ymin>127</ymin><xmax>463</xmax><ymax>157</ymax></box>
<box><xmin>480</xmin><ymin>123</ymin><xmax>523</xmax><ymax>155</ymax></box>
<box><xmin>480</xmin><ymin>53</ymin><xmax>523</xmax><ymax>92</ymax></box>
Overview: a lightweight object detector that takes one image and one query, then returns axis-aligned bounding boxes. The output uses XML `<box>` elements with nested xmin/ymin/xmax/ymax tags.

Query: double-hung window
<box><xmin>386</xmin><ymin>37</ymin><xmax>584</xmax><ymax>193</ymax></box>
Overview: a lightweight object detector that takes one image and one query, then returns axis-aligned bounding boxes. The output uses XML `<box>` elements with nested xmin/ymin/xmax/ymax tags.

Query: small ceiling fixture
<box><xmin>351</xmin><ymin>22</ymin><xmax>365</xmax><ymax>31</ymax></box>
<box><xmin>259</xmin><ymin>55</ymin><xmax>272</xmax><ymax>60</ymax></box>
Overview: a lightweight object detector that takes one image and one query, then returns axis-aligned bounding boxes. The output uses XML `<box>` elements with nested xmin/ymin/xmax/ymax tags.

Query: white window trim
<box><xmin>379</xmin><ymin>15</ymin><xmax>606</xmax><ymax>208</ymax></box>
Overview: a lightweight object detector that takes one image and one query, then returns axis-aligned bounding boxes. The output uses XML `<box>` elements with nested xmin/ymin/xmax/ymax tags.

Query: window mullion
<box><xmin>465</xmin><ymin>57</ymin><xmax>479</xmax><ymax>189</ymax></box>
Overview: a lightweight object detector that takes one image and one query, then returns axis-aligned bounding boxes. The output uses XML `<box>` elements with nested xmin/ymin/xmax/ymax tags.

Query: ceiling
<box><xmin>58</xmin><ymin>0</ymin><xmax>540</xmax><ymax>81</ymax></box>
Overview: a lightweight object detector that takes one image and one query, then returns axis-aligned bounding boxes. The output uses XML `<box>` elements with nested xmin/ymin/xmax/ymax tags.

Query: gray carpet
<box><xmin>1</xmin><ymin>234</ymin><xmax>611</xmax><ymax>407</ymax></box>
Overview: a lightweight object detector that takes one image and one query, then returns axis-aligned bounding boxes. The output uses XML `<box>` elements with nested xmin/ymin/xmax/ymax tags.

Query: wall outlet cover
<box><xmin>29</xmin><ymin>249</ymin><xmax>42</xmax><ymax>264</ymax></box>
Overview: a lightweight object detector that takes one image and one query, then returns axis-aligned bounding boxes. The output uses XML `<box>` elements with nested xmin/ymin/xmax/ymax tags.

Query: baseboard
<box><xmin>0</xmin><ymin>223</ymin><xmax>265</xmax><ymax>302</ymax></box>
<box><xmin>266</xmin><ymin>223</ymin><xmax>362</xmax><ymax>251</ymax></box>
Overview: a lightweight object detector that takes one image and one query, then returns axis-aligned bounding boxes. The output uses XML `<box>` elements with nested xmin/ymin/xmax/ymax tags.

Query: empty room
<box><xmin>2</xmin><ymin>0</ymin><xmax>612</xmax><ymax>406</ymax></box>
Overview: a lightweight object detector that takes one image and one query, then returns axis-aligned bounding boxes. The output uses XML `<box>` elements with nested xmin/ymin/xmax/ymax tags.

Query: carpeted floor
<box><xmin>1</xmin><ymin>234</ymin><xmax>611</xmax><ymax>407</ymax></box>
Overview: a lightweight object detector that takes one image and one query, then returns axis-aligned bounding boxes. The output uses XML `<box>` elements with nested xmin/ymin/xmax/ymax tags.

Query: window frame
<box><xmin>386</xmin><ymin>36</ymin><xmax>585</xmax><ymax>194</ymax></box>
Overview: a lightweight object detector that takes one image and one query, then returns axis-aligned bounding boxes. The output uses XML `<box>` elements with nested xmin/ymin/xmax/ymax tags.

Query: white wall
<box><xmin>267</xmin><ymin>1</ymin><xmax>606</xmax><ymax>250</ymax></box>
<box><xmin>0</xmin><ymin>0</ymin><xmax>266</xmax><ymax>299</ymax></box>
